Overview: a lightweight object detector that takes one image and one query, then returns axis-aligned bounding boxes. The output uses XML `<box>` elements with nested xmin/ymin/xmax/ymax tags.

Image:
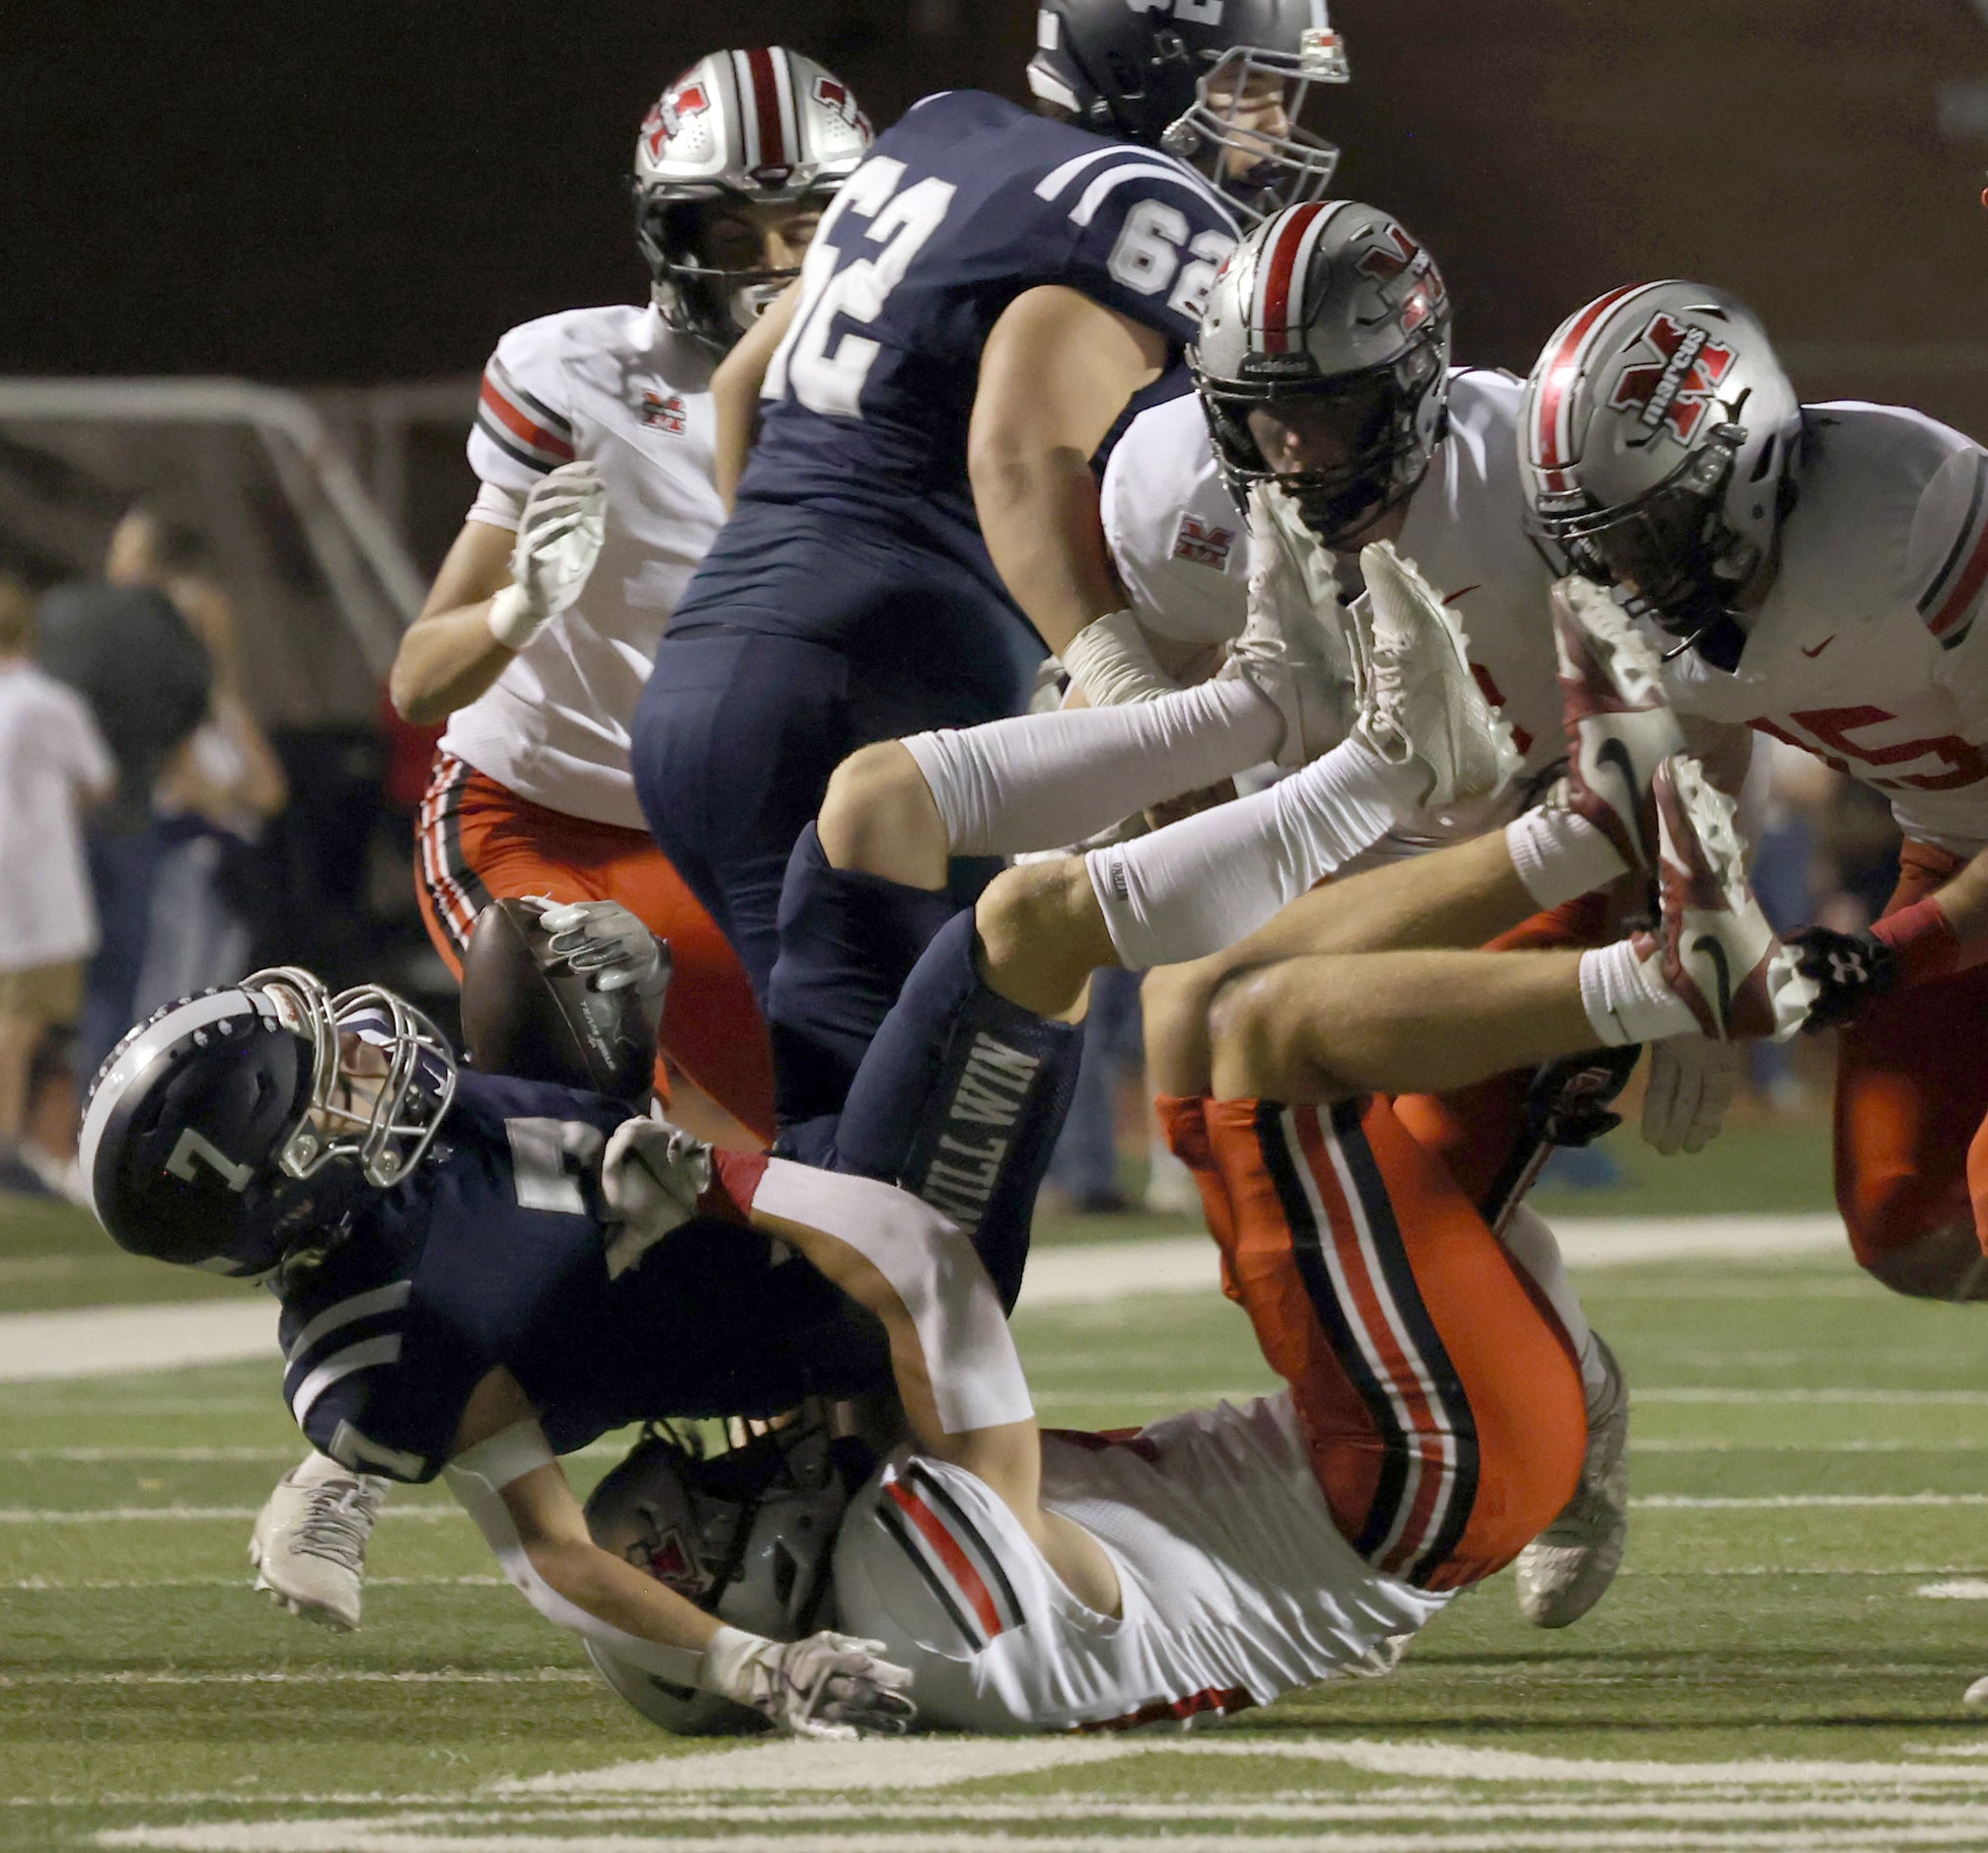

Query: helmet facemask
<box><xmin>1199</xmin><ymin>331</ymin><xmax>1449</xmax><ymax>548</ymax></box>
<box><xmin>252</xmin><ymin>967</ymin><xmax>457</xmax><ymax>1194</ymax></box>
<box><xmin>1164</xmin><ymin>36</ymin><xmax>1349</xmax><ymax>222</ymax></box>
<box><xmin>635</xmin><ymin>188</ymin><xmax>833</xmax><ymax>354</ymax></box>
<box><xmin>1533</xmin><ymin>426</ymin><xmax>1758</xmax><ymax>642</ymax></box>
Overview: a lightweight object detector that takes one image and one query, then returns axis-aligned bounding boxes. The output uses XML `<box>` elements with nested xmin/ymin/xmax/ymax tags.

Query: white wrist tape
<box><xmin>486</xmin><ymin>582</ymin><xmax>548</xmax><ymax>651</ymax></box>
<box><xmin>1060</xmin><ymin>610</ymin><xmax>1180</xmax><ymax>706</ymax></box>
<box><xmin>700</xmin><ymin>1624</ymin><xmax>774</xmax><ymax>1703</ymax></box>
<box><xmin>750</xmin><ymin>1158</ymin><xmax>1033</xmax><ymax>1435</ymax></box>
<box><xmin>445</xmin><ymin>1419</ymin><xmax>702</xmax><ymax>1687</ymax></box>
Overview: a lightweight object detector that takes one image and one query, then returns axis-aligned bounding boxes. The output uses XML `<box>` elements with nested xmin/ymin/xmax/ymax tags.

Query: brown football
<box><xmin>459</xmin><ymin>898</ymin><xmax>656</xmax><ymax>1107</ymax></box>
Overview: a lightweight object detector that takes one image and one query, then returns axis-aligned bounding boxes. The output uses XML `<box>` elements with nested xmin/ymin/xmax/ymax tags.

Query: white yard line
<box><xmin>0</xmin><ymin>1217</ymin><xmax>1852</xmax><ymax>1382</ymax></box>
<box><xmin>0</xmin><ymin>1506</ymin><xmax>461</xmax><ymax>1523</ymax></box>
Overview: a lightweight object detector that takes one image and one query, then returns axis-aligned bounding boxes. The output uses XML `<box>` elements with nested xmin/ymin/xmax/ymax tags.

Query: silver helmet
<box><xmin>1518</xmin><ymin>280</ymin><xmax>1803</xmax><ymax>640</ymax></box>
<box><xmin>1191</xmin><ymin>198</ymin><xmax>1451</xmax><ymax>546</ymax></box>
<box><xmin>582</xmin><ymin>1421</ymin><xmax>857</xmax><ymax>1736</ymax></box>
<box><xmin>633</xmin><ymin>48</ymin><xmax>872</xmax><ymax>351</ymax></box>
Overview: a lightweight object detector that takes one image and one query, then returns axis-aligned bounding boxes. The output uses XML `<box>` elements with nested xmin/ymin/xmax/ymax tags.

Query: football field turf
<box><xmin>11</xmin><ymin>1177</ymin><xmax>1988</xmax><ymax>1848</ymax></box>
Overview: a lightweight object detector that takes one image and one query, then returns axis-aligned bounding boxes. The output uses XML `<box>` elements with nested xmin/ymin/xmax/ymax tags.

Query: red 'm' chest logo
<box><xmin>1608</xmin><ymin>311</ymin><xmax>1735</xmax><ymax>446</ymax></box>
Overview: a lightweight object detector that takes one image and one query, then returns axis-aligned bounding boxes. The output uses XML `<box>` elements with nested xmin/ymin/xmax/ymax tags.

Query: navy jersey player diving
<box><xmin>630</xmin><ymin>0</ymin><xmax>1354</xmax><ymax>1037</ymax></box>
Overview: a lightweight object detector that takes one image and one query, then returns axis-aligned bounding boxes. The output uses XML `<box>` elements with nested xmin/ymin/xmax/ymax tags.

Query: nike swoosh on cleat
<box><xmin>1801</xmin><ymin>636</ymin><xmax>1835</xmax><ymax>658</ymax></box>
<box><xmin>1691</xmin><ymin>931</ymin><xmax>1734</xmax><ymax>1034</ymax></box>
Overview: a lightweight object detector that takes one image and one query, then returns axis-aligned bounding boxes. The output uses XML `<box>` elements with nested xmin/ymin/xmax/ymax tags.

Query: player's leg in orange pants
<box><xmin>413</xmin><ymin>752</ymin><xmax>774</xmax><ymax>1146</ymax></box>
<box><xmin>1835</xmin><ymin>840</ymin><xmax>1988</xmax><ymax>1298</ymax></box>
<box><xmin>1389</xmin><ymin>892</ymin><xmax>1613</xmax><ymax>1206</ymax></box>
<box><xmin>1159</xmin><ymin>1090</ymin><xmax>1586</xmax><ymax>1592</ymax></box>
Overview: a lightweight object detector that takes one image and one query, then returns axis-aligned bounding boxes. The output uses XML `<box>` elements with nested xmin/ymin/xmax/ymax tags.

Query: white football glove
<box><xmin>522</xmin><ymin>897</ymin><xmax>669</xmax><ymax>1002</ymax></box>
<box><xmin>702</xmin><ymin>1625</ymin><xmax>917</xmax><ymax>1740</ymax></box>
<box><xmin>600</xmin><ymin>1115</ymin><xmax>711</xmax><ymax>1279</ymax></box>
<box><xmin>487</xmin><ymin>460</ymin><xmax>607</xmax><ymax>650</ymax></box>
<box><xmin>1641</xmin><ymin>1034</ymin><xmax>1742</xmax><ymax>1155</ymax></box>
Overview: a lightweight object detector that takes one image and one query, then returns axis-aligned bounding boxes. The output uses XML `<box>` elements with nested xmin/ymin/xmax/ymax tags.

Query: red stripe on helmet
<box><xmin>1258</xmin><ymin>201</ymin><xmax>1329</xmax><ymax>356</ymax></box>
<box><xmin>1531</xmin><ymin>282</ymin><xmax>1647</xmax><ymax>474</ymax></box>
<box><xmin>745</xmin><ymin>46</ymin><xmax>789</xmax><ymax>171</ymax></box>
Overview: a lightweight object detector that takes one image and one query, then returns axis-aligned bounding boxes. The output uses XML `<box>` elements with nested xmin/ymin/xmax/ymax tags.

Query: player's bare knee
<box><xmin>817</xmin><ymin>741</ymin><xmax>945</xmax><ymax>886</ymax></box>
<box><xmin>1862</xmin><ymin>1222</ymin><xmax>1988</xmax><ymax>1301</ymax></box>
<box><xmin>974</xmin><ymin>859</ymin><xmax>1106</xmax><ymax>1016</ymax></box>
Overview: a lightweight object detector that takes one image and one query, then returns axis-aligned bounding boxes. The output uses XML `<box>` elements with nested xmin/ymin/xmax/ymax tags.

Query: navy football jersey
<box><xmin>278</xmin><ymin>1070</ymin><xmax>884</xmax><ymax>1483</ymax></box>
<box><xmin>746</xmin><ymin>90</ymin><xmax>1239</xmax><ymax>555</ymax></box>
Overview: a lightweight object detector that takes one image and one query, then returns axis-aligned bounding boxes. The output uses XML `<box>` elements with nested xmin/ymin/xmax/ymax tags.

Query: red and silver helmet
<box><xmin>1519</xmin><ymin>281</ymin><xmax>1803</xmax><ymax>639</ymax></box>
<box><xmin>633</xmin><ymin>48</ymin><xmax>873</xmax><ymax>351</ymax></box>
<box><xmin>1191</xmin><ymin>199</ymin><xmax>1451</xmax><ymax>546</ymax></box>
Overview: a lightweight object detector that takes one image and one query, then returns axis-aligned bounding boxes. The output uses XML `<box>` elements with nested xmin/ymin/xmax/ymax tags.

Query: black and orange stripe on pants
<box><xmin>415</xmin><ymin>752</ymin><xmax>774</xmax><ymax>1143</ymax></box>
<box><xmin>1160</xmin><ymin>1091</ymin><xmax>1586</xmax><ymax>1593</ymax></box>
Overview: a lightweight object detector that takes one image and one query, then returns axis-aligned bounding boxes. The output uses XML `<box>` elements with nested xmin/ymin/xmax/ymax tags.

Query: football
<box><xmin>459</xmin><ymin>897</ymin><xmax>657</xmax><ymax>1107</ymax></box>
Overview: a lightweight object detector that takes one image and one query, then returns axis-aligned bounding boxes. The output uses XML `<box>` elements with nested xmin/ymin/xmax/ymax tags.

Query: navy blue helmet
<box><xmin>1025</xmin><ymin>0</ymin><xmax>1351</xmax><ymax>221</ymax></box>
<box><xmin>79</xmin><ymin>969</ymin><xmax>456</xmax><ymax>1281</ymax></box>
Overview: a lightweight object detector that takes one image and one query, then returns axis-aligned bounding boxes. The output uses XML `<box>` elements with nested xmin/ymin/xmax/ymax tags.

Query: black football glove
<box><xmin>1786</xmin><ymin>926</ymin><xmax>1900</xmax><ymax>1033</ymax></box>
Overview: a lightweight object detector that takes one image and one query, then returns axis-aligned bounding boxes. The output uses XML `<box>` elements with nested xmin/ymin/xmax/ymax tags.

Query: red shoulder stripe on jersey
<box><xmin>479</xmin><ymin>374</ymin><xmax>576</xmax><ymax>470</ymax></box>
<box><xmin>884</xmin><ymin>1477</ymin><xmax>1005</xmax><ymax>1642</ymax></box>
<box><xmin>1929</xmin><ymin>521</ymin><xmax>1988</xmax><ymax>645</ymax></box>
<box><xmin>1530</xmin><ymin>283</ymin><xmax>1648</xmax><ymax>493</ymax></box>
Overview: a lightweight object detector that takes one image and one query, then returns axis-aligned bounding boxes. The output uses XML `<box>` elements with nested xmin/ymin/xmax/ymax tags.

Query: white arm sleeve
<box><xmin>445</xmin><ymin>1420</ymin><xmax>704</xmax><ymax>1687</ymax></box>
<box><xmin>748</xmin><ymin>1160</ymin><xmax>1033</xmax><ymax>1435</ymax></box>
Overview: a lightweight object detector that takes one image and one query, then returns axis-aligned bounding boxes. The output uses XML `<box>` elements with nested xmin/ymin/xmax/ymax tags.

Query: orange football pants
<box><xmin>1391</xmin><ymin>893</ymin><xmax>1612</xmax><ymax>1205</ymax></box>
<box><xmin>1835</xmin><ymin>839</ymin><xmax>1988</xmax><ymax>1268</ymax></box>
<box><xmin>1161</xmin><ymin>1090</ymin><xmax>1586</xmax><ymax>1592</ymax></box>
<box><xmin>414</xmin><ymin>753</ymin><xmax>774</xmax><ymax>1143</ymax></box>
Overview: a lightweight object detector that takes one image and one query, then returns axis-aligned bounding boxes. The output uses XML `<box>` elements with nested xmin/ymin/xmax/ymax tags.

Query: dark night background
<box><xmin>8</xmin><ymin>1</ymin><xmax>1988</xmax><ymax>430</ymax></box>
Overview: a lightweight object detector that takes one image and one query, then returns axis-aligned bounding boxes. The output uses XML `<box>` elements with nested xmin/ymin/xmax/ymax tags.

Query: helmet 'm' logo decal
<box><xmin>634</xmin><ymin>1524</ymin><xmax>711</xmax><ymax>1596</ymax></box>
<box><xmin>1356</xmin><ymin>225</ymin><xmax>1445</xmax><ymax>334</ymax></box>
<box><xmin>638</xmin><ymin>390</ymin><xmax>688</xmax><ymax>436</ymax></box>
<box><xmin>1607</xmin><ymin>312</ymin><xmax>1734</xmax><ymax>446</ymax></box>
<box><xmin>643</xmin><ymin>82</ymin><xmax>710</xmax><ymax>158</ymax></box>
<box><xmin>813</xmin><ymin>76</ymin><xmax>870</xmax><ymax>137</ymax></box>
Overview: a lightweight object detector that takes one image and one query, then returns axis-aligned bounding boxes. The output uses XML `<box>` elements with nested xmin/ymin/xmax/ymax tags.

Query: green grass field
<box><xmin>13</xmin><ymin>1134</ymin><xmax>1988</xmax><ymax>1850</ymax></box>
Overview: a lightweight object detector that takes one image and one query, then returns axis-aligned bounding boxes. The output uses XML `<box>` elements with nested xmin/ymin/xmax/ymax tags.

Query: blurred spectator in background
<box><xmin>0</xmin><ymin>576</ymin><xmax>113</xmax><ymax>1197</ymax></box>
<box><xmin>1045</xmin><ymin>965</ymin><xmax>1143</xmax><ymax>1214</ymax></box>
<box><xmin>109</xmin><ymin>511</ymin><xmax>289</xmax><ymax>1014</ymax></box>
<box><xmin>37</xmin><ymin>510</ymin><xmax>210</xmax><ymax>1078</ymax></box>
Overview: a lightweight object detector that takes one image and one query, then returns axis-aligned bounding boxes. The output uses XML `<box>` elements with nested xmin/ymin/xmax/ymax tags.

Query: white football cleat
<box><xmin>1515</xmin><ymin>1332</ymin><xmax>1629</xmax><ymax>1628</ymax></box>
<box><xmin>1221</xmin><ymin>483</ymin><xmax>1355</xmax><ymax>768</ymax></box>
<box><xmin>1351</xmin><ymin>540</ymin><xmax>1519</xmax><ymax>808</ymax></box>
<box><xmin>1552</xmin><ymin>576</ymin><xmax>1683</xmax><ymax>876</ymax></box>
<box><xmin>249</xmin><ymin>1450</ymin><xmax>389</xmax><ymax>1632</ymax></box>
<box><xmin>1634</xmin><ymin>756</ymin><xmax>1816</xmax><ymax>1042</ymax></box>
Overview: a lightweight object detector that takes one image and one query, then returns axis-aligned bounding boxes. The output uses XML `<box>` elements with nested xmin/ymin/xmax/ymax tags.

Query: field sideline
<box><xmin>11</xmin><ymin>1173</ymin><xmax>1988</xmax><ymax>1847</ymax></box>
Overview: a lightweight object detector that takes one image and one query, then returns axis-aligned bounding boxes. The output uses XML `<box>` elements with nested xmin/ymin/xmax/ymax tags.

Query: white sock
<box><xmin>1088</xmin><ymin>733</ymin><xmax>1426</xmax><ymax>970</ymax></box>
<box><xmin>1497</xmin><ymin>1205</ymin><xmax>1608</xmax><ymax>1402</ymax></box>
<box><xmin>1578</xmin><ymin>939</ymin><xmax>1699</xmax><ymax>1047</ymax></box>
<box><xmin>903</xmin><ymin>678</ymin><xmax>1282</xmax><ymax>856</ymax></box>
<box><xmin>1505</xmin><ymin>806</ymin><xmax>1627</xmax><ymax>910</ymax></box>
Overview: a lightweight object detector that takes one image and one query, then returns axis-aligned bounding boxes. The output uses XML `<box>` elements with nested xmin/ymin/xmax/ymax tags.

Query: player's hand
<box><xmin>1641</xmin><ymin>1035</ymin><xmax>1741</xmax><ymax>1155</ymax></box>
<box><xmin>487</xmin><ymin>461</ymin><xmax>607</xmax><ymax>649</ymax></box>
<box><xmin>524</xmin><ymin>897</ymin><xmax>670</xmax><ymax>1001</ymax></box>
<box><xmin>600</xmin><ymin>1115</ymin><xmax>711</xmax><ymax>1277</ymax></box>
<box><xmin>1786</xmin><ymin>925</ymin><xmax>1900</xmax><ymax>1032</ymax></box>
<box><xmin>729</xmin><ymin>1631</ymin><xmax>917</xmax><ymax>1740</ymax></box>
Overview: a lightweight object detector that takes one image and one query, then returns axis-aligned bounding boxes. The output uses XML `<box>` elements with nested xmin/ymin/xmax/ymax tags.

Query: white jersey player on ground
<box><xmin>1516</xmin><ymin>280</ymin><xmax>1988</xmax><ymax>1312</ymax></box>
<box><xmin>248</xmin><ymin>45</ymin><xmax>873</xmax><ymax>1635</ymax></box>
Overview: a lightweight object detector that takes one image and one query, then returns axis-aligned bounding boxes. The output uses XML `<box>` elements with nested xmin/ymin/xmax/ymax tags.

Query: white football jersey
<box><xmin>1101</xmin><ymin>373</ymin><xmax>1564</xmax><ymax>854</ymax></box>
<box><xmin>1654</xmin><ymin>403</ymin><xmax>1988</xmax><ymax>857</ymax></box>
<box><xmin>833</xmin><ymin>1392</ymin><xmax>1448</xmax><ymax>1735</ymax></box>
<box><xmin>439</xmin><ymin>305</ymin><xmax>724</xmax><ymax>830</ymax></box>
